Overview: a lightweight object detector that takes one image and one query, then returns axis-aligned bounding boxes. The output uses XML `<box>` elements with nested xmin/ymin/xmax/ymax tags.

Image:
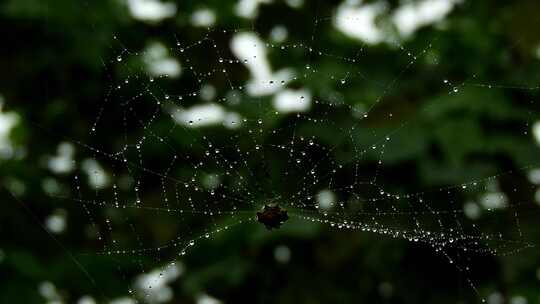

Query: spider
<box><xmin>256</xmin><ymin>204</ymin><xmax>289</xmax><ymax>230</ymax></box>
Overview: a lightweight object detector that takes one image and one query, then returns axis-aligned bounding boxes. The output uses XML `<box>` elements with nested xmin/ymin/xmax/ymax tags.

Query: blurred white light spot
<box><xmin>231</xmin><ymin>32</ymin><xmax>294</xmax><ymax>96</ymax></box>
<box><xmin>45</xmin><ymin>210</ymin><xmax>67</xmax><ymax>234</ymax></box>
<box><xmin>47</xmin><ymin>142</ymin><xmax>75</xmax><ymax>174</ymax></box>
<box><xmin>172</xmin><ymin>104</ymin><xmax>224</xmax><ymax>127</ymax></box>
<box><xmin>82</xmin><ymin>159</ymin><xmax>110</xmax><ymax>189</ymax></box>
<box><xmin>247</xmin><ymin>69</ymin><xmax>294</xmax><ymax>96</ymax></box>
<box><xmin>191</xmin><ymin>9</ymin><xmax>216</xmax><ymax>27</ymax></box>
<box><xmin>200</xmin><ymin>84</ymin><xmax>216</xmax><ymax>101</ymax></box>
<box><xmin>126</xmin><ymin>0</ymin><xmax>176</xmax><ymax>22</ymax></box>
<box><xmin>270</xmin><ymin>25</ymin><xmax>288</xmax><ymax>43</ymax></box>
<box><xmin>135</xmin><ymin>262</ymin><xmax>182</xmax><ymax>304</ymax></box>
<box><xmin>78</xmin><ymin>296</ymin><xmax>96</xmax><ymax>304</ymax></box>
<box><xmin>285</xmin><ymin>0</ymin><xmax>303</xmax><ymax>8</ymax></box>
<box><xmin>109</xmin><ymin>297</ymin><xmax>136</xmax><ymax>304</ymax></box>
<box><xmin>480</xmin><ymin>192</ymin><xmax>507</xmax><ymax>210</ymax></box>
<box><xmin>393</xmin><ymin>0</ymin><xmax>459</xmax><ymax>38</ymax></box>
<box><xmin>170</xmin><ymin>103</ymin><xmax>242</xmax><ymax>129</ymax></box>
<box><xmin>144</xmin><ymin>42</ymin><xmax>181</xmax><ymax>78</ymax></box>
<box><xmin>197</xmin><ymin>294</ymin><xmax>222</xmax><ymax>304</ymax></box>
<box><xmin>223</xmin><ymin>112</ymin><xmax>243</xmax><ymax>129</ymax></box>
<box><xmin>149</xmin><ymin>59</ymin><xmax>181</xmax><ymax>77</ymax></box>
<box><xmin>463</xmin><ymin>201</ymin><xmax>481</xmax><ymax>220</ymax></box>
<box><xmin>273</xmin><ymin>89</ymin><xmax>311</xmax><ymax>113</ymax></box>
<box><xmin>39</xmin><ymin>281</ymin><xmax>59</xmax><ymax>301</ymax></box>
<box><xmin>230</xmin><ymin>32</ymin><xmax>272</xmax><ymax>79</ymax></box>
<box><xmin>274</xmin><ymin>245</ymin><xmax>291</xmax><ymax>263</ymax></box>
<box><xmin>532</xmin><ymin>121</ymin><xmax>540</xmax><ymax>145</ymax></box>
<box><xmin>316</xmin><ymin>189</ymin><xmax>335</xmax><ymax>210</ymax></box>
<box><xmin>334</xmin><ymin>1</ymin><xmax>387</xmax><ymax>45</ymax></box>
<box><xmin>534</xmin><ymin>188</ymin><xmax>540</xmax><ymax>205</ymax></box>
<box><xmin>510</xmin><ymin>296</ymin><xmax>527</xmax><ymax>304</ymax></box>
<box><xmin>0</xmin><ymin>99</ymin><xmax>20</xmax><ymax>160</ymax></box>
<box><xmin>335</xmin><ymin>0</ymin><xmax>459</xmax><ymax>44</ymax></box>
<box><xmin>528</xmin><ymin>169</ymin><xmax>540</xmax><ymax>185</ymax></box>
<box><xmin>235</xmin><ymin>0</ymin><xmax>271</xmax><ymax>19</ymax></box>
<box><xmin>487</xmin><ymin>292</ymin><xmax>504</xmax><ymax>304</ymax></box>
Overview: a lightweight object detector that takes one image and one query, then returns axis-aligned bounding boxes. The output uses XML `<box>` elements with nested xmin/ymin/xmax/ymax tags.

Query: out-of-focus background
<box><xmin>1</xmin><ymin>0</ymin><xmax>540</xmax><ymax>303</ymax></box>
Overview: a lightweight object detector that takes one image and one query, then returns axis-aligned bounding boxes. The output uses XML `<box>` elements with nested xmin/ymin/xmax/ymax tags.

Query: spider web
<box><xmin>42</xmin><ymin>6</ymin><xmax>540</xmax><ymax>303</ymax></box>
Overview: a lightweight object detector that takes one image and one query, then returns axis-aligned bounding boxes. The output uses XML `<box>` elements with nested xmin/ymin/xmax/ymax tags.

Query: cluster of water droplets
<box><xmin>48</xmin><ymin>23</ymin><xmax>540</xmax><ymax>303</ymax></box>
